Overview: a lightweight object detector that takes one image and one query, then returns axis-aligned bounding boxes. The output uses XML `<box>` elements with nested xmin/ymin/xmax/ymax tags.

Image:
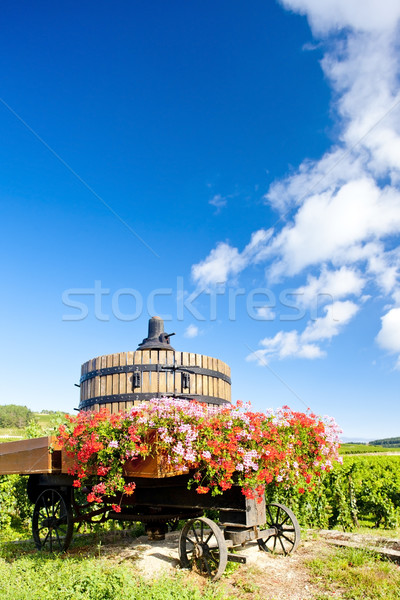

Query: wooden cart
<box><xmin>0</xmin><ymin>435</ymin><xmax>300</xmax><ymax>580</ymax></box>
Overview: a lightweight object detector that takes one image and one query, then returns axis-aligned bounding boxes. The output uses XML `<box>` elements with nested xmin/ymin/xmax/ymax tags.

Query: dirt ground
<box><xmin>90</xmin><ymin>527</ymin><xmax>400</xmax><ymax>599</ymax></box>
<box><xmin>94</xmin><ymin>530</ymin><xmax>337</xmax><ymax>599</ymax></box>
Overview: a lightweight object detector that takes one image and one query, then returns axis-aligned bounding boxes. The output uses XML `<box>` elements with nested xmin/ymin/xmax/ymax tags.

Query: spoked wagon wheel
<box><xmin>179</xmin><ymin>516</ymin><xmax>227</xmax><ymax>581</ymax></box>
<box><xmin>258</xmin><ymin>502</ymin><xmax>300</xmax><ymax>555</ymax></box>
<box><xmin>32</xmin><ymin>488</ymin><xmax>73</xmax><ymax>552</ymax></box>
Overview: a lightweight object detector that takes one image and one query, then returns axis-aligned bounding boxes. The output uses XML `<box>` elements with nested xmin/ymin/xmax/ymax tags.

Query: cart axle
<box><xmin>227</xmin><ymin>553</ymin><xmax>247</xmax><ymax>564</ymax></box>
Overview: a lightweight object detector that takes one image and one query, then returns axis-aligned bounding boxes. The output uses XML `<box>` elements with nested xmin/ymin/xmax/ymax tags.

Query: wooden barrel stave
<box><xmin>79</xmin><ymin>350</ymin><xmax>231</xmax><ymax>412</ymax></box>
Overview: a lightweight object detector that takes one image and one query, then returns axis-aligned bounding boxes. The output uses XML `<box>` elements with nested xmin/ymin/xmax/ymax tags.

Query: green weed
<box><xmin>0</xmin><ymin>554</ymin><xmax>229</xmax><ymax>600</ymax></box>
<box><xmin>308</xmin><ymin>546</ymin><xmax>400</xmax><ymax>600</ymax></box>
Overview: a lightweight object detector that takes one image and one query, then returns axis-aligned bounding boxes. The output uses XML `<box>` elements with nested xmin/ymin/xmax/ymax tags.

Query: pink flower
<box><xmin>57</xmin><ymin>397</ymin><xmax>341</xmax><ymax>511</ymax></box>
<box><xmin>93</xmin><ymin>482</ymin><xmax>106</xmax><ymax>494</ymax></box>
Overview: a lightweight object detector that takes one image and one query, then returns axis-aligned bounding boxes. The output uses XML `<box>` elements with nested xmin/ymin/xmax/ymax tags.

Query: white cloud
<box><xmin>280</xmin><ymin>0</ymin><xmax>400</xmax><ymax>34</ymax></box>
<box><xmin>184</xmin><ymin>324</ymin><xmax>201</xmax><ymax>338</ymax></box>
<box><xmin>302</xmin><ymin>300</ymin><xmax>359</xmax><ymax>342</ymax></box>
<box><xmin>191</xmin><ymin>0</ymin><xmax>400</xmax><ymax>365</ymax></box>
<box><xmin>265</xmin><ymin>7</ymin><xmax>400</xmax><ymax>290</ymax></box>
<box><xmin>255</xmin><ymin>306</ymin><xmax>276</xmax><ymax>320</ymax></box>
<box><xmin>191</xmin><ymin>242</ymin><xmax>246</xmax><ymax>287</ymax></box>
<box><xmin>247</xmin><ymin>330</ymin><xmax>325</xmax><ymax>364</ymax></box>
<box><xmin>376</xmin><ymin>307</ymin><xmax>400</xmax><ymax>354</ymax></box>
<box><xmin>295</xmin><ymin>266</ymin><xmax>365</xmax><ymax>308</ymax></box>
<box><xmin>265</xmin><ymin>149</ymin><xmax>364</xmax><ymax>213</ymax></box>
<box><xmin>268</xmin><ymin>179</ymin><xmax>400</xmax><ymax>279</ymax></box>
<box><xmin>248</xmin><ymin>300</ymin><xmax>359</xmax><ymax>363</ymax></box>
<box><xmin>191</xmin><ymin>229</ymin><xmax>272</xmax><ymax>287</ymax></box>
<box><xmin>367</xmin><ymin>247</ymin><xmax>400</xmax><ymax>295</ymax></box>
<box><xmin>209</xmin><ymin>194</ymin><xmax>227</xmax><ymax>212</ymax></box>
<box><xmin>322</xmin><ymin>31</ymin><xmax>400</xmax><ymax>179</ymax></box>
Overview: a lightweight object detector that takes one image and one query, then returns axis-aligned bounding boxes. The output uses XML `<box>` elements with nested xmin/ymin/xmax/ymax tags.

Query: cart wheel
<box><xmin>258</xmin><ymin>502</ymin><xmax>300</xmax><ymax>555</ymax></box>
<box><xmin>179</xmin><ymin>516</ymin><xmax>227</xmax><ymax>581</ymax></box>
<box><xmin>32</xmin><ymin>488</ymin><xmax>73</xmax><ymax>552</ymax></box>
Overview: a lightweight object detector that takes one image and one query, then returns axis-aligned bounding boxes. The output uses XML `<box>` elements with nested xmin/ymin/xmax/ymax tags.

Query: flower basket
<box><xmin>122</xmin><ymin>430</ymin><xmax>189</xmax><ymax>478</ymax></box>
<box><xmin>56</xmin><ymin>398</ymin><xmax>342</xmax><ymax>507</ymax></box>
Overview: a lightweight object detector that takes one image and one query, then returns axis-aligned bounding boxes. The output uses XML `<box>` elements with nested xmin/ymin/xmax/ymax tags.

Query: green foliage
<box><xmin>0</xmin><ymin>476</ymin><xmax>31</xmax><ymax>539</ymax></box>
<box><xmin>45</xmin><ymin>411</ymin><xmax>70</xmax><ymax>433</ymax></box>
<box><xmin>23</xmin><ymin>412</ymin><xmax>68</xmax><ymax>439</ymax></box>
<box><xmin>267</xmin><ymin>456</ymin><xmax>400</xmax><ymax>531</ymax></box>
<box><xmin>340</xmin><ymin>444</ymin><xmax>389</xmax><ymax>454</ymax></box>
<box><xmin>0</xmin><ymin>555</ymin><xmax>228</xmax><ymax>600</ymax></box>
<box><xmin>370</xmin><ymin>436</ymin><xmax>400</xmax><ymax>448</ymax></box>
<box><xmin>0</xmin><ymin>405</ymin><xmax>33</xmax><ymax>429</ymax></box>
<box><xmin>350</xmin><ymin>456</ymin><xmax>400</xmax><ymax>528</ymax></box>
<box><xmin>0</xmin><ymin>411</ymin><xmax>68</xmax><ymax>440</ymax></box>
<box><xmin>308</xmin><ymin>546</ymin><xmax>400</xmax><ymax>600</ymax></box>
<box><xmin>24</xmin><ymin>418</ymin><xmax>43</xmax><ymax>439</ymax></box>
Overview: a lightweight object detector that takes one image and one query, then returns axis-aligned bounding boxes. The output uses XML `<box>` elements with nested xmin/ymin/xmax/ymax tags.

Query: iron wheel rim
<box><xmin>179</xmin><ymin>516</ymin><xmax>227</xmax><ymax>580</ymax></box>
<box><xmin>258</xmin><ymin>502</ymin><xmax>300</xmax><ymax>555</ymax></box>
<box><xmin>32</xmin><ymin>488</ymin><xmax>73</xmax><ymax>552</ymax></box>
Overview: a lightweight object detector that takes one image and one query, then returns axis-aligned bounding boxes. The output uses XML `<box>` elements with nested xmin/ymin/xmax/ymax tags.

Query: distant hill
<box><xmin>369</xmin><ymin>436</ymin><xmax>400</xmax><ymax>447</ymax></box>
<box><xmin>340</xmin><ymin>437</ymin><xmax>372</xmax><ymax>443</ymax></box>
<box><xmin>0</xmin><ymin>409</ymin><xmax>67</xmax><ymax>442</ymax></box>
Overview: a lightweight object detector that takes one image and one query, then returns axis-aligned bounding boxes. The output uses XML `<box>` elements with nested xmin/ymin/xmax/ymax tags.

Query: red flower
<box><xmin>97</xmin><ymin>465</ymin><xmax>110</xmax><ymax>476</ymax></box>
<box><xmin>220</xmin><ymin>481</ymin><xmax>232</xmax><ymax>491</ymax></box>
<box><xmin>123</xmin><ymin>482</ymin><xmax>136</xmax><ymax>495</ymax></box>
<box><xmin>93</xmin><ymin>482</ymin><xmax>106</xmax><ymax>494</ymax></box>
<box><xmin>87</xmin><ymin>492</ymin><xmax>97</xmax><ymax>503</ymax></box>
<box><xmin>242</xmin><ymin>488</ymin><xmax>256</xmax><ymax>500</ymax></box>
<box><xmin>196</xmin><ymin>486</ymin><xmax>210</xmax><ymax>494</ymax></box>
<box><xmin>57</xmin><ymin>398</ymin><xmax>341</xmax><ymax>510</ymax></box>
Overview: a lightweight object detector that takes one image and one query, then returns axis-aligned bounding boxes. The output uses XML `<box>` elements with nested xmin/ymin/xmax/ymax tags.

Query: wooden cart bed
<box><xmin>0</xmin><ymin>435</ymin><xmax>188</xmax><ymax>478</ymax></box>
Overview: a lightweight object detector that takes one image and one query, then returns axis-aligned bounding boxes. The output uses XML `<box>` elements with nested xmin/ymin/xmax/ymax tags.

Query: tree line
<box><xmin>0</xmin><ymin>405</ymin><xmax>33</xmax><ymax>429</ymax></box>
<box><xmin>370</xmin><ymin>437</ymin><xmax>400</xmax><ymax>447</ymax></box>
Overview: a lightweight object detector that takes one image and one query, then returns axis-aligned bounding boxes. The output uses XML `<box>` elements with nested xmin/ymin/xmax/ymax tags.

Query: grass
<box><xmin>339</xmin><ymin>444</ymin><xmax>398</xmax><ymax>454</ymax></box>
<box><xmin>0</xmin><ymin>552</ymin><xmax>230</xmax><ymax>600</ymax></box>
<box><xmin>2</xmin><ymin>525</ymin><xmax>400</xmax><ymax>600</ymax></box>
<box><xmin>0</xmin><ymin>412</ymin><xmax>67</xmax><ymax>441</ymax></box>
<box><xmin>0</xmin><ymin>428</ymin><xmax>25</xmax><ymax>438</ymax></box>
<box><xmin>352</xmin><ymin>521</ymin><xmax>400</xmax><ymax>538</ymax></box>
<box><xmin>308</xmin><ymin>546</ymin><xmax>400</xmax><ymax>600</ymax></box>
<box><xmin>304</xmin><ymin>524</ymin><xmax>400</xmax><ymax>542</ymax></box>
<box><xmin>34</xmin><ymin>413</ymin><xmax>57</xmax><ymax>426</ymax></box>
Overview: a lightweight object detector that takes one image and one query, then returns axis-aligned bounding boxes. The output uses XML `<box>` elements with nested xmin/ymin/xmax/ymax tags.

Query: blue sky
<box><xmin>1</xmin><ymin>0</ymin><xmax>400</xmax><ymax>439</ymax></box>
